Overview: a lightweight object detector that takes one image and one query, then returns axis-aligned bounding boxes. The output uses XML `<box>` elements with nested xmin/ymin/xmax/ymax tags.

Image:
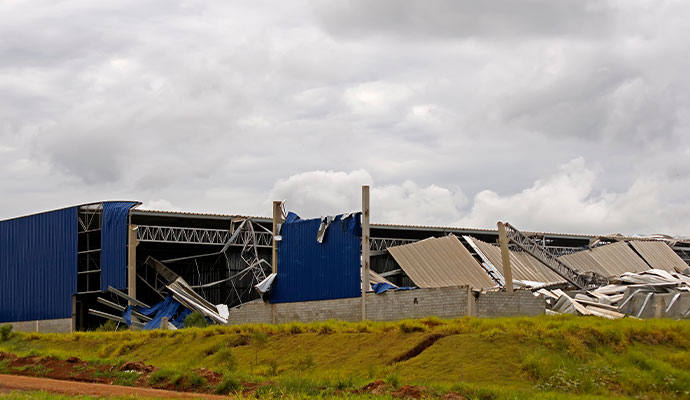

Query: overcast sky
<box><xmin>1</xmin><ymin>1</ymin><xmax>689</xmax><ymax>235</ymax></box>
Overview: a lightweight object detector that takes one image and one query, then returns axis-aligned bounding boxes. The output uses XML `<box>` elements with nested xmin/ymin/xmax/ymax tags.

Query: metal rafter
<box><xmin>369</xmin><ymin>237</ymin><xmax>418</xmax><ymax>251</ymax></box>
<box><xmin>136</xmin><ymin>225</ymin><xmax>273</xmax><ymax>247</ymax></box>
<box><xmin>502</xmin><ymin>222</ymin><xmax>596</xmax><ymax>289</ymax></box>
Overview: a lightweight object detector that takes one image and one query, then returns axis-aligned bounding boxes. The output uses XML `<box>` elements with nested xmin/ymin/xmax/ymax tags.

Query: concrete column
<box><xmin>361</xmin><ymin>185</ymin><xmax>370</xmax><ymax>321</ymax></box>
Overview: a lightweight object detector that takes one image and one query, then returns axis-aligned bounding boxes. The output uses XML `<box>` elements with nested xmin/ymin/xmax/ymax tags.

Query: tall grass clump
<box><xmin>0</xmin><ymin>324</ymin><xmax>13</xmax><ymax>341</ymax></box>
<box><xmin>399</xmin><ymin>320</ymin><xmax>427</xmax><ymax>333</ymax></box>
<box><xmin>215</xmin><ymin>374</ymin><xmax>241</xmax><ymax>394</ymax></box>
<box><xmin>216</xmin><ymin>348</ymin><xmax>237</xmax><ymax>372</ymax></box>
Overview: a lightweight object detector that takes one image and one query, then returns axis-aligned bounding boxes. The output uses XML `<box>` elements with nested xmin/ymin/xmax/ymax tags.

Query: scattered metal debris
<box><xmin>541</xmin><ymin>269</ymin><xmax>690</xmax><ymax>319</ymax></box>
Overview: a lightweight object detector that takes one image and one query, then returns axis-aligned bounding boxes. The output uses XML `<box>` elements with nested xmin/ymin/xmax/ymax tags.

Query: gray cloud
<box><xmin>312</xmin><ymin>1</ymin><xmax>614</xmax><ymax>40</ymax></box>
<box><xmin>1</xmin><ymin>1</ymin><xmax>689</xmax><ymax>236</ymax></box>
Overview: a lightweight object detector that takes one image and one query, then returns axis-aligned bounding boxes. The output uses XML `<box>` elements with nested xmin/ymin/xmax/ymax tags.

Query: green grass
<box><xmin>0</xmin><ymin>316</ymin><xmax>689</xmax><ymax>399</ymax></box>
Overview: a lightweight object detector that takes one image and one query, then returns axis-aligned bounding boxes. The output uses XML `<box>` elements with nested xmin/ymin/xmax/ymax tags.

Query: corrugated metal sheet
<box><xmin>586</xmin><ymin>241</ymin><xmax>649</xmax><ymax>275</ymax></box>
<box><xmin>466</xmin><ymin>237</ymin><xmax>564</xmax><ymax>284</ymax></box>
<box><xmin>558</xmin><ymin>241</ymin><xmax>649</xmax><ymax>277</ymax></box>
<box><xmin>629</xmin><ymin>240</ymin><xmax>688</xmax><ymax>272</ymax></box>
<box><xmin>558</xmin><ymin>250</ymin><xmax>602</xmax><ymax>275</ymax></box>
<box><xmin>271</xmin><ymin>213</ymin><xmax>361</xmax><ymax>303</ymax></box>
<box><xmin>0</xmin><ymin>207</ymin><xmax>78</xmax><ymax>322</ymax></box>
<box><xmin>101</xmin><ymin>202</ymin><xmax>137</xmax><ymax>290</ymax></box>
<box><xmin>512</xmin><ymin>252</ymin><xmax>566</xmax><ymax>283</ymax></box>
<box><xmin>388</xmin><ymin>235</ymin><xmax>495</xmax><ymax>289</ymax></box>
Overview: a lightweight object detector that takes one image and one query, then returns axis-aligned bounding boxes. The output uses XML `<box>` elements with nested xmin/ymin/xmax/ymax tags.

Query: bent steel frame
<box><xmin>502</xmin><ymin>222</ymin><xmax>594</xmax><ymax>289</ymax></box>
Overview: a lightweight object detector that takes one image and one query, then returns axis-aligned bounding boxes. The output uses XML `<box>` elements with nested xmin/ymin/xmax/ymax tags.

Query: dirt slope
<box><xmin>0</xmin><ymin>374</ymin><xmax>227</xmax><ymax>399</ymax></box>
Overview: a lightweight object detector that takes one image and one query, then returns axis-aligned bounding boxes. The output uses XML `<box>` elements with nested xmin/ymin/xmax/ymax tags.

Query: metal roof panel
<box><xmin>629</xmin><ymin>240</ymin><xmax>688</xmax><ymax>272</ymax></box>
<box><xmin>388</xmin><ymin>235</ymin><xmax>494</xmax><ymax>289</ymax></box>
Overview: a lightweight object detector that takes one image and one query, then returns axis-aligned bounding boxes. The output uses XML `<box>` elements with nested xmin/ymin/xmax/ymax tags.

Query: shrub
<box><xmin>113</xmin><ymin>371</ymin><xmax>140</xmax><ymax>386</ymax></box>
<box><xmin>268</xmin><ymin>359</ymin><xmax>279</xmax><ymax>376</ymax></box>
<box><xmin>215</xmin><ymin>375</ymin><xmax>241</xmax><ymax>394</ymax></box>
<box><xmin>184</xmin><ymin>312</ymin><xmax>209</xmax><ymax>328</ymax></box>
<box><xmin>186</xmin><ymin>372</ymin><xmax>206</xmax><ymax>388</ymax></box>
<box><xmin>296</xmin><ymin>353</ymin><xmax>316</xmax><ymax>371</ymax></box>
<box><xmin>0</xmin><ymin>324</ymin><xmax>13</xmax><ymax>341</ymax></box>
<box><xmin>0</xmin><ymin>359</ymin><xmax>10</xmax><ymax>373</ymax></box>
<box><xmin>216</xmin><ymin>348</ymin><xmax>237</xmax><ymax>372</ymax></box>
<box><xmin>95</xmin><ymin>320</ymin><xmax>124</xmax><ymax>332</ymax></box>
<box><xmin>149</xmin><ymin>369</ymin><xmax>175</xmax><ymax>385</ymax></box>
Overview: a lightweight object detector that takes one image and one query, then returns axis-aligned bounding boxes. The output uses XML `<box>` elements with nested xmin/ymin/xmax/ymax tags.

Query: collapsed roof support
<box><xmin>501</xmin><ymin>222</ymin><xmax>593</xmax><ymax>289</ymax></box>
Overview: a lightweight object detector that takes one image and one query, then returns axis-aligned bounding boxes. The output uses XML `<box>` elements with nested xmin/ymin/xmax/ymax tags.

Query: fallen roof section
<box><xmin>558</xmin><ymin>241</ymin><xmax>649</xmax><ymax>277</ymax></box>
<box><xmin>629</xmin><ymin>240</ymin><xmax>689</xmax><ymax>273</ymax></box>
<box><xmin>465</xmin><ymin>237</ymin><xmax>564</xmax><ymax>284</ymax></box>
<box><xmin>387</xmin><ymin>235</ymin><xmax>495</xmax><ymax>289</ymax></box>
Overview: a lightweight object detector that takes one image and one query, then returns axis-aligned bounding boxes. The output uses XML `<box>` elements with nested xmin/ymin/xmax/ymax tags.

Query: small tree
<box><xmin>184</xmin><ymin>312</ymin><xmax>209</xmax><ymax>328</ymax></box>
<box><xmin>251</xmin><ymin>331</ymin><xmax>268</xmax><ymax>373</ymax></box>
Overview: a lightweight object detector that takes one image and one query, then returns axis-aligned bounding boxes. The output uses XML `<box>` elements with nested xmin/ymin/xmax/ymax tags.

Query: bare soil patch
<box><xmin>0</xmin><ymin>374</ymin><xmax>227</xmax><ymax>399</ymax></box>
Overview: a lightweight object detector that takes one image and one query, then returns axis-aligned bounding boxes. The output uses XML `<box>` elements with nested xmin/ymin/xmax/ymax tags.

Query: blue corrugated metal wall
<box><xmin>271</xmin><ymin>213</ymin><xmax>361</xmax><ymax>303</ymax></box>
<box><xmin>101</xmin><ymin>202</ymin><xmax>137</xmax><ymax>290</ymax></box>
<box><xmin>0</xmin><ymin>207</ymin><xmax>78</xmax><ymax>323</ymax></box>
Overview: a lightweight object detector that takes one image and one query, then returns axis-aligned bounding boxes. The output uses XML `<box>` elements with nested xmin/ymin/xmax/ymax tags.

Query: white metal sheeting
<box><xmin>629</xmin><ymin>240</ymin><xmax>689</xmax><ymax>273</ymax></box>
<box><xmin>387</xmin><ymin>235</ymin><xmax>495</xmax><ymax>289</ymax></box>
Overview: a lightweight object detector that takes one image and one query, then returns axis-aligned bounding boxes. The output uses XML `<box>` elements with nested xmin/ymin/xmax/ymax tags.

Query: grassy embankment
<box><xmin>1</xmin><ymin>315</ymin><xmax>690</xmax><ymax>399</ymax></box>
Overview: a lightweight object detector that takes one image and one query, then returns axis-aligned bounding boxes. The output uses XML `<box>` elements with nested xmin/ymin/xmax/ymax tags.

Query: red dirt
<box><xmin>0</xmin><ymin>351</ymin><xmax>223</xmax><ymax>393</ymax></box>
<box><xmin>0</xmin><ymin>374</ymin><xmax>228</xmax><ymax>399</ymax></box>
<box><xmin>119</xmin><ymin>361</ymin><xmax>156</xmax><ymax>373</ymax></box>
<box><xmin>390</xmin><ymin>385</ymin><xmax>424</xmax><ymax>399</ymax></box>
<box><xmin>359</xmin><ymin>380</ymin><xmax>388</xmax><ymax>395</ymax></box>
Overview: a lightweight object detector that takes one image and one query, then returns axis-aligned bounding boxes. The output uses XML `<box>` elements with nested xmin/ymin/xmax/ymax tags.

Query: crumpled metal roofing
<box><xmin>629</xmin><ymin>240</ymin><xmax>689</xmax><ymax>273</ymax></box>
<box><xmin>387</xmin><ymin>235</ymin><xmax>495</xmax><ymax>289</ymax></box>
<box><xmin>466</xmin><ymin>237</ymin><xmax>564</xmax><ymax>284</ymax></box>
<box><xmin>558</xmin><ymin>241</ymin><xmax>649</xmax><ymax>277</ymax></box>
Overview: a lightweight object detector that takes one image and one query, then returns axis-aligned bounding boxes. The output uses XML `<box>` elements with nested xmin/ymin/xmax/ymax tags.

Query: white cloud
<box><xmin>458</xmin><ymin>158</ymin><xmax>684</xmax><ymax>235</ymax></box>
<box><xmin>268</xmin><ymin>160</ymin><xmax>690</xmax><ymax>236</ymax></box>
<box><xmin>141</xmin><ymin>199</ymin><xmax>179</xmax><ymax>211</ymax></box>
<box><xmin>268</xmin><ymin>169</ymin><xmax>372</xmax><ymax>218</ymax></box>
<box><xmin>267</xmin><ymin>169</ymin><xmax>466</xmax><ymax>226</ymax></box>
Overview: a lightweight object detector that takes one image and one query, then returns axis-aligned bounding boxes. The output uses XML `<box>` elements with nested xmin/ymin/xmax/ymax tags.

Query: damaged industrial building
<box><xmin>2</xmin><ymin>187</ymin><xmax>690</xmax><ymax>333</ymax></box>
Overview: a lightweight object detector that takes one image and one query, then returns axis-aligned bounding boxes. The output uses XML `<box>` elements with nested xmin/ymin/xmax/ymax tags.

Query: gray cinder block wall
<box><xmin>227</xmin><ymin>286</ymin><xmax>544</xmax><ymax>325</ymax></box>
<box><xmin>366</xmin><ymin>286</ymin><xmax>469</xmax><ymax>321</ymax></box>
<box><xmin>474</xmin><ymin>290</ymin><xmax>545</xmax><ymax>318</ymax></box>
<box><xmin>5</xmin><ymin>318</ymin><xmax>72</xmax><ymax>333</ymax></box>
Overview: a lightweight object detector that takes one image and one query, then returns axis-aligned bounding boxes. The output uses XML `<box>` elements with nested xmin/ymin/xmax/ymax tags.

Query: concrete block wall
<box><xmin>366</xmin><ymin>286</ymin><xmax>469</xmax><ymax>321</ymax></box>
<box><xmin>227</xmin><ymin>286</ymin><xmax>545</xmax><ymax>325</ymax></box>
<box><xmin>5</xmin><ymin>318</ymin><xmax>72</xmax><ymax>333</ymax></box>
<box><xmin>226</xmin><ymin>300</ymin><xmax>273</xmax><ymax>324</ymax></box>
<box><xmin>475</xmin><ymin>290</ymin><xmax>545</xmax><ymax>317</ymax></box>
<box><xmin>275</xmin><ymin>297</ymin><xmax>361</xmax><ymax>323</ymax></box>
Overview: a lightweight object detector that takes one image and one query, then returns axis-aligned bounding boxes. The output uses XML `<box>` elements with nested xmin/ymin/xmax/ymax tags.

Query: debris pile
<box><xmin>540</xmin><ymin>269</ymin><xmax>690</xmax><ymax>319</ymax></box>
